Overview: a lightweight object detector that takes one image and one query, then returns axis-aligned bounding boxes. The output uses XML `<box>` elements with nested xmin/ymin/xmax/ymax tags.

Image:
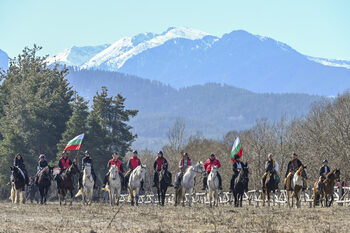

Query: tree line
<box><xmin>0</xmin><ymin>46</ymin><xmax>137</xmax><ymax>197</ymax></box>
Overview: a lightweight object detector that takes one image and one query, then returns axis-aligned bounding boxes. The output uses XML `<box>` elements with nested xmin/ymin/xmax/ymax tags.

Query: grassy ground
<box><xmin>1</xmin><ymin>201</ymin><xmax>349</xmax><ymax>233</ymax></box>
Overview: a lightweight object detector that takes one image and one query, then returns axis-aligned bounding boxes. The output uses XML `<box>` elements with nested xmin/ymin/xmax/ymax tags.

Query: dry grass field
<box><xmin>1</xmin><ymin>201</ymin><xmax>350</xmax><ymax>233</ymax></box>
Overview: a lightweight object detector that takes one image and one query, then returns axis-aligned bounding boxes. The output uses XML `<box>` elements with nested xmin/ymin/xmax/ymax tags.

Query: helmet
<box><xmin>292</xmin><ymin>153</ymin><xmax>297</xmax><ymax>157</ymax></box>
<box><xmin>234</xmin><ymin>154</ymin><xmax>240</xmax><ymax>160</ymax></box>
<box><xmin>183</xmin><ymin>152</ymin><xmax>189</xmax><ymax>157</ymax></box>
<box><xmin>39</xmin><ymin>154</ymin><xmax>45</xmax><ymax>159</ymax></box>
<box><xmin>323</xmin><ymin>159</ymin><xmax>328</xmax><ymax>163</ymax></box>
<box><xmin>85</xmin><ymin>150</ymin><xmax>89</xmax><ymax>154</ymax></box>
<box><xmin>133</xmin><ymin>150</ymin><xmax>138</xmax><ymax>155</ymax></box>
<box><xmin>210</xmin><ymin>153</ymin><xmax>215</xmax><ymax>157</ymax></box>
<box><xmin>62</xmin><ymin>150</ymin><xmax>67</xmax><ymax>155</ymax></box>
<box><xmin>158</xmin><ymin>151</ymin><xmax>163</xmax><ymax>155</ymax></box>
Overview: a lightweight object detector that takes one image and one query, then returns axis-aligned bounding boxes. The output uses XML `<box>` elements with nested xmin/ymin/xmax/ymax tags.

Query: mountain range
<box><xmin>67</xmin><ymin>69</ymin><xmax>322</xmax><ymax>149</ymax></box>
<box><xmin>46</xmin><ymin>27</ymin><xmax>350</xmax><ymax>96</ymax></box>
<box><xmin>0</xmin><ymin>49</ymin><xmax>8</xmax><ymax>72</ymax></box>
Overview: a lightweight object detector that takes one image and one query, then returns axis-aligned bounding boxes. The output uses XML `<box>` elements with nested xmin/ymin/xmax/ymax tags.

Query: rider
<box><xmin>56</xmin><ymin>150</ymin><xmax>72</xmax><ymax>183</ymax></box>
<box><xmin>153</xmin><ymin>151</ymin><xmax>168</xmax><ymax>187</ymax></box>
<box><xmin>125</xmin><ymin>150</ymin><xmax>144</xmax><ymax>192</ymax></box>
<box><xmin>317</xmin><ymin>159</ymin><xmax>330</xmax><ymax>189</ymax></box>
<box><xmin>202</xmin><ymin>153</ymin><xmax>222</xmax><ymax>190</ymax></box>
<box><xmin>230</xmin><ymin>154</ymin><xmax>242</xmax><ymax>193</ymax></box>
<box><xmin>262</xmin><ymin>153</ymin><xmax>279</xmax><ymax>186</ymax></box>
<box><xmin>102</xmin><ymin>152</ymin><xmax>123</xmax><ymax>189</ymax></box>
<box><xmin>35</xmin><ymin>154</ymin><xmax>49</xmax><ymax>184</ymax></box>
<box><xmin>174</xmin><ymin>152</ymin><xmax>192</xmax><ymax>189</ymax></box>
<box><xmin>285</xmin><ymin>153</ymin><xmax>306</xmax><ymax>190</ymax></box>
<box><xmin>13</xmin><ymin>153</ymin><xmax>29</xmax><ymax>185</ymax></box>
<box><xmin>80</xmin><ymin>150</ymin><xmax>97</xmax><ymax>189</ymax></box>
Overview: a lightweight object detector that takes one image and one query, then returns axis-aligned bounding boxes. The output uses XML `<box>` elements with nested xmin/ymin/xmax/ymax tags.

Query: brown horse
<box><xmin>262</xmin><ymin>171</ymin><xmax>279</xmax><ymax>207</ymax></box>
<box><xmin>313</xmin><ymin>169</ymin><xmax>340</xmax><ymax>207</ymax></box>
<box><xmin>56</xmin><ymin>162</ymin><xmax>80</xmax><ymax>205</ymax></box>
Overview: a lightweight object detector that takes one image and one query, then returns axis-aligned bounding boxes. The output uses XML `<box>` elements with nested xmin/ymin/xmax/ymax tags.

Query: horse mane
<box><xmin>295</xmin><ymin>165</ymin><xmax>304</xmax><ymax>175</ymax></box>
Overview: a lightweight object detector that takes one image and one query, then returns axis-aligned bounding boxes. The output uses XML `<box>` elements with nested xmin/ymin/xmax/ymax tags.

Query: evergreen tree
<box><xmin>0</xmin><ymin>45</ymin><xmax>73</xmax><ymax>188</ymax></box>
<box><xmin>84</xmin><ymin>87</ymin><xmax>138</xmax><ymax>176</ymax></box>
<box><xmin>56</xmin><ymin>94</ymin><xmax>89</xmax><ymax>165</ymax></box>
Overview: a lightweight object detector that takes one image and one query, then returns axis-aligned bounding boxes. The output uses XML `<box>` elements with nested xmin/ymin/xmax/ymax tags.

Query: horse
<box><xmin>26</xmin><ymin>177</ymin><xmax>39</xmax><ymax>204</ymax></box>
<box><xmin>207</xmin><ymin>165</ymin><xmax>220</xmax><ymax>207</ymax></box>
<box><xmin>56</xmin><ymin>162</ymin><xmax>80</xmax><ymax>205</ymax></box>
<box><xmin>37</xmin><ymin>166</ymin><xmax>54</xmax><ymax>204</ymax></box>
<box><xmin>101</xmin><ymin>165</ymin><xmax>121</xmax><ymax>206</ymax></box>
<box><xmin>10</xmin><ymin>166</ymin><xmax>26</xmax><ymax>204</ymax></box>
<box><xmin>75</xmin><ymin>163</ymin><xmax>94</xmax><ymax>205</ymax></box>
<box><xmin>233</xmin><ymin>163</ymin><xmax>249</xmax><ymax>207</ymax></box>
<box><xmin>313</xmin><ymin>169</ymin><xmax>340</xmax><ymax>207</ymax></box>
<box><xmin>286</xmin><ymin>165</ymin><xmax>308</xmax><ymax>208</ymax></box>
<box><xmin>128</xmin><ymin>165</ymin><xmax>147</xmax><ymax>206</ymax></box>
<box><xmin>174</xmin><ymin>161</ymin><xmax>206</xmax><ymax>207</ymax></box>
<box><xmin>262</xmin><ymin>171</ymin><xmax>279</xmax><ymax>207</ymax></box>
<box><xmin>155</xmin><ymin>163</ymin><xmax>172</xmax><ymax>206</ymax></box>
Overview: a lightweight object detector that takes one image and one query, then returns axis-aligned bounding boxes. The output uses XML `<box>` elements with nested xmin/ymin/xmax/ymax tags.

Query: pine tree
<box><xmin>0</xmin><ymin>45</ymin><xmax>73</xmax><ymax>188</ymax></box>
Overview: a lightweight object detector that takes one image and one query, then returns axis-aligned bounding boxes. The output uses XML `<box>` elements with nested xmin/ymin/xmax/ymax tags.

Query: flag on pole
<box><xmin>64</xmin><ymin>133</ymin><xmax>84</xmax><ymax>151</ymax></box>
<box><xmin>230</xmin><ymin>137</ymin><xmax>243</xmax><ymax>162</ymax></box>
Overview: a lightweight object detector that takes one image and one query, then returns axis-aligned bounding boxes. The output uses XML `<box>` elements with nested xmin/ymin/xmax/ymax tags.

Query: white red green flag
<box><xmin>230</xmin><ymin>137</ymin><xmax>243</xmax><ymax>162</ymax></box>
<box><xmin>64</xmin><ymin>133</ymin><xmax>84</xmax><ymax>151</ymax></box>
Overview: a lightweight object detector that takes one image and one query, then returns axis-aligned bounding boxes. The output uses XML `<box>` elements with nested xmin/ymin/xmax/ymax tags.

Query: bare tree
<box><xmin>167</xmin><ymin>118</ymin><xmax>186</xmax><ymax>153</ymax></box>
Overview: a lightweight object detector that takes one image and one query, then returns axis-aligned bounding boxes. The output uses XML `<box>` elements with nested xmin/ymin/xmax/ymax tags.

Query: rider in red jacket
<box><xmin>152</xmin><ymin>151</ymin><xmax>168</xmax><ymax>187</ymax></box>
<box><xmin>102</xmin><ymin>152</ymin><xmax>124</xmax><ymax>188</ymax></box>
<box><xmin>202</xmin><ymin>153</ymin><xmax>222</xmax><ymax>190</ymax></box>
<box><xmin>125</xmin><ymin>150</ymin><xmax>144</xmax><ymax>192</ymax></box>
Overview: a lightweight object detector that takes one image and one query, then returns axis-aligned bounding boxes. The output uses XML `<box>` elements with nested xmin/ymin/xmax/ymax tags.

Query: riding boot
<box><xmin>202</xmin><ymin>176</ymin><xmax>207</xmax><ymax>190</ymax></box>
<box><xmin>92</xmin><ymin>172</ymin><xmax>97</xmax><ymax>189</ymax></box>
<box><xmin>217</xmin><ymin>173</ymin><xmax>222</xmax><ymax>190</ymax></box>
<box><xmin>140</xmin><ymin>180</ymin><xmax>145</xmax><ymax>192</ymax></box>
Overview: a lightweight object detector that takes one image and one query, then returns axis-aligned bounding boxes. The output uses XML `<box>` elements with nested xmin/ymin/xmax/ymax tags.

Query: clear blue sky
<box><xmin>1</xmin><ymin>0</ymin><xmax>349</xmax><ymax>60</ymax></box>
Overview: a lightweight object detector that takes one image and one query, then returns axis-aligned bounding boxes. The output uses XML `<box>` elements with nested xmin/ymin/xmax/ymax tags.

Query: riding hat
<box><xmin>234</xmin><ymin>154</ymin><xmax>240</xmax><ymax>160</ymax></box>
<box><xmin>158</xmin><ymin>150</ymin><xmax>163</xmax><ymax>155</ymax></box>
<box><xmin>85</xmin><ymin>150</ymin><xmax>89</xmax><ymax>154</ymax></box>
<box><xmin>133</xmin><ymin>150</ymin><xmax>138</xmax><ymax>155</ymax></box>
<box><xmin>39</xmin><ymin>154</ymin><xmax>45</xmax><ymax>159</ymax></box>
<box><xmin>183</xmin><ymin>152</ymin><xmax>189</xmax><ymax>157</ymax></box>
<box><xmin>292</xmin><ymin>153</ymin><xmax>297</xmax><ymax>157</ymax></box>
<box><xmin>210</xmin><ymin>153</ymin><xmax>215</xmax><ymax>157</ymax></box>
<box><xmin>323</xmin><ymin>159</ymin><xmax>328</xmax><ymax>163</ymax></box>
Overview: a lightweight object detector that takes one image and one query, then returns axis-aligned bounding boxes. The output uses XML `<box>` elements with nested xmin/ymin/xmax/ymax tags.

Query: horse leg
<box><xmin>39</xmin><ymin>187</ymin><xmax>44</xmax><ymax>204</ymax></box>
<box><xmin>188</xmin><ymin>188</ymin><xmax>193</xmax><ymax>207</ymax></box>
<box><xmin>262</xmin><ymin>190</ymin><xmax>265</xmax><ymax>207</ymax></box>
<box><xmin>69</xmin><ymin>189</ymin><xmax>73</xmax><ymax>206</ymax></box>
<box><xmin>209</xmin><ymin>187</ymin><xmax>212</xmax><ymax>208</ymax></box>
<box><xmin>240</xmin><ymin>193</ymin><xmax>243</xmax><ymax>207</ymax></box>
<box><xmin>157</xmin><ymin>187</ymin><xmax>161</xmax><ymax>205</ymax></box>
<box><xmin>116</xmin><ymin>186</ymin><xmax>120</xmax><ymax>206</ymax></box>
<box><xmin>110</xmin><ymin>189</ymin><xmax>114</xmax><ymax>206</ymax></box>
<box><xmin>135</xmin><ymin>188</ymin><xmax>139</xmax><ymax>206</ymax></box>
<box><xmin>329</xmin><ymin>194</ymin><xmax>334</xmax><ymax>207</ymax></box>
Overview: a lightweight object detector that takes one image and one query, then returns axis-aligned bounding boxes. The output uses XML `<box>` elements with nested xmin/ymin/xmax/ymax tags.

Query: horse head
<box><xmin>334</xmin><ymin>169</ymin><xmax>341</xmax><ymax>181</ymax></box>
<box><xmin>162</xmin><ymin>163</ymin><xmax>168</xmax><ymax>171</ymax></box>
<box><xmin>84</xmin><ymin>163</ymin><xmax>92</xmax><ymax>178</ymax></box>
<box><xmin>211</xmin><ymin>165</ymin><xmax>218</xmax><ymax>175</ymax></box>
<box><xmin>140</xmin><ymin>164</ymin><xmax>147</xmax><ymax>180</ymax></box>
<box><xmin>194</xmin><ymin>161</ymin><xmax>206</xmax><ymax>176</ymax></box>
<box><xmin>110</xmin><ymin>165</ymin><xmax>118</xmax><ymax>180</ymax></box>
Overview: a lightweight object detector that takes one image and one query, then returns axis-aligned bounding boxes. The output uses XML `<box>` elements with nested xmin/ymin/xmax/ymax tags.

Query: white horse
<box><xmin>128</xmin><ymin>165</ymin><xmax>146</xmax><ymax>206</ymax></box>
<box><xmin>207</xmin><ymin>165</ymin><xmax>219</xmax><ymax>207</ymax></box>
<box><xmin>101</xmin><ymin>165</ymin><xmax>122</xmax><ymax>206</ymax></box>
<box><xmin>286</xmin><ymin>165</ymin><xmax>308</xmax><ymax>208</ymax></box>
<box><xmin>174</xmin><ymin>161</ymin><xmax>206</xmax><ymax>207</ymax></box>
<box><xmin>75</xmin><ymin>163</ymin><xmax>94</xmax><ymax>205</ymax></box>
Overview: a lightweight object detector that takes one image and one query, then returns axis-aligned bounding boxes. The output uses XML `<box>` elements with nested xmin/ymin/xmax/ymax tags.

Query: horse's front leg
<box><xmin>116</xmin><ymin>186</ymin><xmax>121</xmax><ymax>206</ymax></box>
<box><xmin>135</xmin><ymin>187</ymin><xmax>140</xmax><ymax>206</ymax></box>
<box><xmin>240</xmin><ymin>193</ymin><xmax>243</xmax><ymax>207</ymax></box>
<box><xmin>188</xmin><ymin>188</ymin><xmax>193</xmax><ymax>207</ymax></box>
<box><xmin>69</xmin><ymin>189</ymin><xmax>74</xmax><ymax>206</ymax></box>
<box><xmin>109</xmin><ymin>189</ymin><xmax>114</xmax><ymax>206</ymax></box>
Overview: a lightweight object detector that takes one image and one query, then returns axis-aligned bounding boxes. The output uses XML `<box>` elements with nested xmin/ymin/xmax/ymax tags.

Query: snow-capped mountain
<box><xmin>47</xmin><ymin>44</ymin><xmax>110</xmax><ymax>67</ymax></box>
<box><xmin>0</xmin><ymin>49</ymin><xmax>8</xmax><ymax>71</ymax></box>
<box><xmin>48</xmin><ymin>27</ymin><xmax>350</xmax><ymax>96</ymax></box>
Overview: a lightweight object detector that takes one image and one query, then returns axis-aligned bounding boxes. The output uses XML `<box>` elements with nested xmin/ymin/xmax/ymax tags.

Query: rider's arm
<box><xmin>217</xmin><ymin>160</ymin><xmax>221</xmax><ymax>169</ymax></box>
<box><xmin>58</xmin><ymin>160</ymin><xmax>64</xmax><ymax>169</ymax></box>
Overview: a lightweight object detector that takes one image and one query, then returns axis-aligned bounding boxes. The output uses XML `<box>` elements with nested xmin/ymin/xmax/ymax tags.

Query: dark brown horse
<box><xmin>56</xmin><ymin>162</ymin><xmax>80</xmax><ymax>205</ymax></box>
<box><xmin>155</xmin><ymin>163</ymin><xmax>172</xmax><ymax>206</ymax></box>
<box><xmin>37</xmin><ymin>166</ymin><xmax>54</xmax><ymax>204</ymax></box>
<box><xmin>10</xmin><ymin>166</ymin><xmax>26</xmax><ymax>204</ymax></box>
<box><xmin>262</xmin><ymin>171</ymin><xmax>279</xmax><ymax>206</ymax></box>
<box><xmin>313</xmin><ymin>169</ymin><xmax>340</xmax><ymax>207</ymax></box>
<box><xmin>233</xmin><ymin>163</ymin><xmax>249</xmax><ymax>207</ymax></box>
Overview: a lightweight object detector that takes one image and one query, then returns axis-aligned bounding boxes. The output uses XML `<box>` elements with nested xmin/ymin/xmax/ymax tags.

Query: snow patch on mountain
<box><xmin>307</xmin><ymin>56</ymin><xmax>350</xmax><ymax>69</ymax></box>
<box><xmin>81</xmin><ymin>27</ymin><xmax>212</xmax><ymax>70</ymax></box>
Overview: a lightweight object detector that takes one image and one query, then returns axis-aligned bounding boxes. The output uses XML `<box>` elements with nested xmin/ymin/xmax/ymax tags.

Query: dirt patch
<box><xmin>0</xmin><ymin>201</ymin><xmax>348</xmax><ymax>232</ymax></box>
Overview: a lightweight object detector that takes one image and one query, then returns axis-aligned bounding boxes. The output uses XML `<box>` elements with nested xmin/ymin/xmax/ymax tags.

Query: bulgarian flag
<box><xmin>230</xmin><ymin>137</ymin><xmax>243</xmax><ymax>162</ymax></box>
<box><xmin>64</xmin><ymin>133</ymin><xmax>84</xmax><ymax>151</ymax></box>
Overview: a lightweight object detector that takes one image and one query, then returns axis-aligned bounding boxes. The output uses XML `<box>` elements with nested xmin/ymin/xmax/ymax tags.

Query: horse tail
<box><xmin>10</xmin><ymin>184</ymin><xmax>15</xmax><ymax>202</ymax></box>
<box><xmin>75</xmin><ymin>188</ymin><xmax>83</xmax><ymax>198</ymax></box>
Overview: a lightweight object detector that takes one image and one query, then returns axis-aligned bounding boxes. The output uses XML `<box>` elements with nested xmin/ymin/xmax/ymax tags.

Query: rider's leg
<box><xmin>92</xmin><ymin>170</ymin><xmax>97</xmax><ymax>189</ymax></box>
<box><xmin>102</xmin><ymin>172</ymin><xmax>109</xmax><ymax>188</ymax></box>
<box><xmin>174</xmin><ymin>172</ymin><xmax>181</xmax><ymax>189</ymax></box>
<box><xmin>217</xmin><ymin>172</ymin><xmax>222</xmax><ymax>190</ymax></box>
<box><xmin>119</xmin><ymin>173</ymin><xmax>125</xmax><ymax>189</ymax></box>
<box><xmin>230</xmin><ymin>173</ymin><xmax>238</xmax><ymax>192</ymax></box>
<box><xmin>152</xmin><ymin>172</ymin><xmax>158</xmax><ymax>187</ymax></box>
<box><xmin>202</xmin><ymin>172</ymin><xmax>209</xmax><ymax>190</ymax></box>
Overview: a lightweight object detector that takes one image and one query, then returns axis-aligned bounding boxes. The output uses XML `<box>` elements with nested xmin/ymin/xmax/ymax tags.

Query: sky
<box><xmin>1</xmin><ymin>0</ymin><xmax>350</xmax><ymax>60</ymax></box>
